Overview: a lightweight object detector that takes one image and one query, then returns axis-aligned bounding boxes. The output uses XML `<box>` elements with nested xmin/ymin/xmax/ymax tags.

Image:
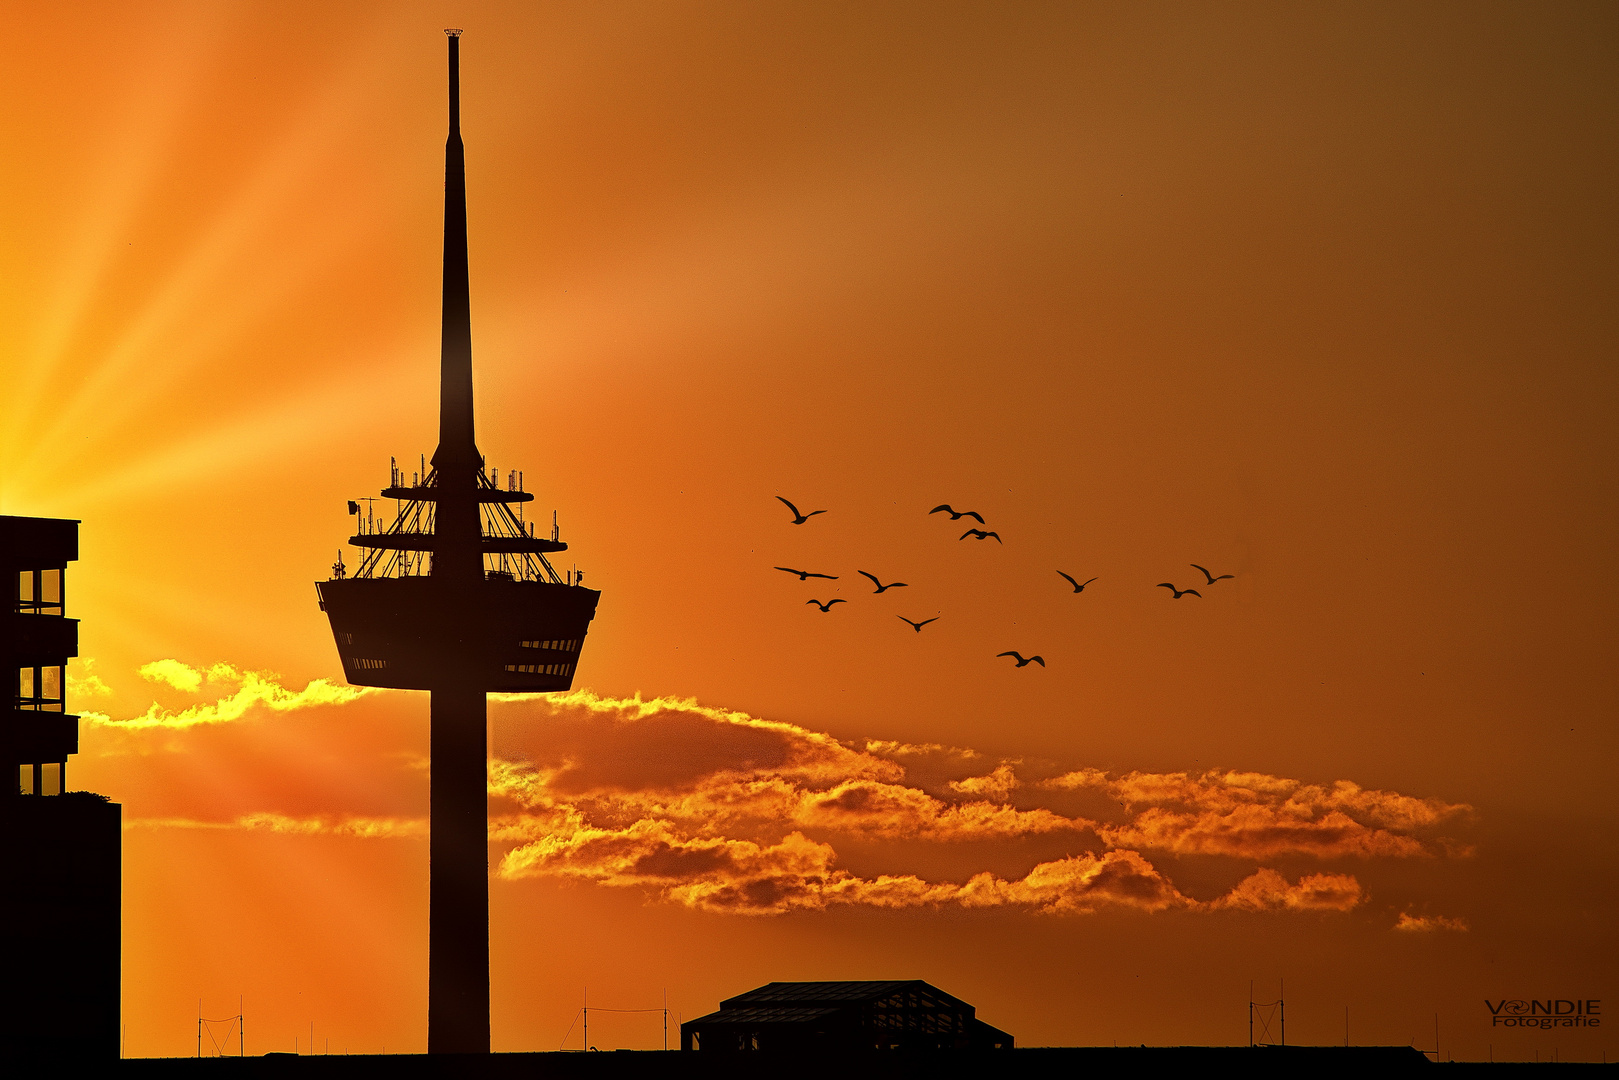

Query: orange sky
<box><xmin>2</xmin><ymin>0</ymin><xmax>1614</xmax><ymax>1062</ymax></box>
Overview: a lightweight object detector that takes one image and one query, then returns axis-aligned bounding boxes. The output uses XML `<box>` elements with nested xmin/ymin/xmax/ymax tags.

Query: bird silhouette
<box><xmin>1157</xmin><ymin>583</ymin><xmax>1201</xmax><ymax>599</ymax></box>
<box><xmin>929</xmin><ymin>504</ymin><xmax>986</xmax><ymax>524</ymax></box>
<box><xmin>960</xmin><ymin>529</ymin><xmax>1002</xmax><ymax>543</ymax></box>
<box><xmin>776</xmin><ymin>496</ymin><xmax>826</xmax><ymax>524</ymax></box>
<box><xmin>1057</xmin><ymin>571</ymin><xmax>1098</xmax><ymax>592</ymax></box>
<box><xmin>997</xmin><ymin>651</ymin><xmax>1045</xmax><ymax>668</ymax></box>
<box><xmin>775</xmin><ymin>566</ymin><xmax>838</xmax><ymax>581</ymax></box>
<box><xmin>858</xmin><ymin>570</ymin><xmax>909</xmax><ymax>593</ymax></box>
<box><xmin>898</xmin><ymin>616</ymin><xmax>939</xmax><ymax>632</ymax></box>
<box><xmin>806</xmin><ymin>599</ymin><xmax>846</xmax><ymax>612</ymax></box>
<box><xmin>1190</xmin><ymin>563</ymin><xmax>1234</xmax><ymax>585</ymax></box>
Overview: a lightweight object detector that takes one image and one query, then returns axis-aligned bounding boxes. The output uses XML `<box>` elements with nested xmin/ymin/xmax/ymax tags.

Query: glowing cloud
<box><xmin>1394</xmin><ymin>912</ymin><xmax>1469</xmax><ymax>932</ymax></box>
<box><xmin>948</xmin><ymin>763</ymin><xmax>1020</xmax><ymax>800</ymax></box>
<box><xmin>139</xmin><ymin>658</ymin><xmax>205</xmax><ymax>692</ymax></box>
<box><xmin>497</xmin><ymin>822</ymin><xmax>1191</xmax><ymax>916</ymax></box>
<box><xmin>1208</xmin><ymin>868</ymin><xmax>1365</xmax><ymax>912</ymax></box>
<box><xmin>67</xmin><ymin>658</ymin><xmax>113</xmax><ymax>698</ymax></box>
<box><xmin>1046</xmin><ymin>767</ymin><xmax>1471</xmax><ymax>858</ymax></box>
<box><xmin>480</xmin><ymin>692</ymin><xmax>1453</xmax><ymax>916</ymax></box>
<box><xmin>87</xmin><ymin>661</ymin><xmax>376</xmax><ymax>729</ymax></box>
<box><xmin>95</xmin><ymin>667</ymin><xmax>1460</xmax><ymax>920</ymax></box>
<box><xmin>127</xmin><ymin>813</ymin><xmax>427</xmax><ymax>838</ymax></box>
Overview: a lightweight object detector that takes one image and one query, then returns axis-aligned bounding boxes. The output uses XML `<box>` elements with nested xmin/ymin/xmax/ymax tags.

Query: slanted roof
<box><xmin>688</xmin><ymin>1006</ymin><xmax>843</xmax><ymax>1026</ymax></box>
<box><xmin>720</xmin><ymin>980</ymin><xmax>971</xmax><ymax>1012</ymax></box>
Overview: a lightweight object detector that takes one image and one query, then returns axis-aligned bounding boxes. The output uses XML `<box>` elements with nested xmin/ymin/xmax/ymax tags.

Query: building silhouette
<box><xmin>681</xmin><ymin>981</ymin><xmax>1014</xmax><ymax>1053</ymax></box>
<box><xmin>317</xmin><ymin>32</ymin><xmax>600</xmax><ymax>1054</ymax></box>
<box><xmin>1</xmin><ymin>515</ymin><xmax>120</xmax><ymax>1058</ymax></box>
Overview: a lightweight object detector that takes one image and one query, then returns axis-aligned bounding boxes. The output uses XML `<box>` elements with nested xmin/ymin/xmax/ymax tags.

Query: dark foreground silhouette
<box><xmin>2</xmin><ymin>514</ymin><xmax>121</xmax><ymax>1059</ymax></box>
<box><xmin>108</xmin><ymin>1045</ymin><xmax>1440</xmax><ymax>1078</ymax></box>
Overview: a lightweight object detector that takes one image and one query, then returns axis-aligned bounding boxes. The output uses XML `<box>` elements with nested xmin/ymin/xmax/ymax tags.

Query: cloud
<box><xmin>68</xmin><ymin>658</ymin><xmax>113</xmax><ymax>698</ymax></box>
<box><xmin>488</xmin><ymin>691</ymin><xmax>1085</xmax><ymax>843</ymax></box>
<box><xmin>952</xmin><ymin>851</ymin><xmax>1192</xmax><ymax>914</ymax></box>
<box><xmin>478</xmin><ymin>693</ymin><xmax>1468</xmax><ymax>915</ymax></box>
<box><xmin>1209</xmin><ymin>868</ymin><xmax>1365</xmax><ymax>912</ymax></box>
<box><xmin>140</xmin><ymin>658</ymin><xmax>205</xmax><ymax>693</ymax></box>
<box><xmin>948</xmin><ymin>763</ymin><xmax>1020</xmax><ymax>800</ymax></box>
<box><xmin>85</xmin><ymin>661</ymin><xmax>376</xmax><ymax>729</ymax></box>
<box><xmin>127</xmin><ymin>812</ymin><xmax>426</xmax><ymax>838</ymax></box>
<box><xmin>96</xmin><ymin>664</ymin><xmax>1464</xmax><ymax>920</ymax></box>
<box><xmin>863</xmin><ymin>739</ymin><xmax>981</xmax><ymax>762</ymax></box>
<box><xmin>1096</xmin><ymin>806</ymin><xmax>1427</xmax><ymax>859</ymax></box>
<box><xmin>1394</xmin><ymin>911</ymin><xmax>1469</xmax><ymax>932</ymax></box>
<box><xmin>496</xmin><ymin>688</ymin><xmax>907</xmax><ymax>794</ymax></box>
<box><xmin>1046</xmin><ymin>768</ymin><xmax>1470</xmax><ymax>859</ymax></box>
<box><xmin>497</xmin><ymin>818</ymin><xmax>1189</xmax><ymax>915</ymax></box>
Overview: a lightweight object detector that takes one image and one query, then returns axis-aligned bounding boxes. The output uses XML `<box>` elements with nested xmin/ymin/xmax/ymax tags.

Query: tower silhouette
<box><xmin>317</xmin><ymin>31</ymin><xmax>600</xmax><ymax>1054</ymax></box>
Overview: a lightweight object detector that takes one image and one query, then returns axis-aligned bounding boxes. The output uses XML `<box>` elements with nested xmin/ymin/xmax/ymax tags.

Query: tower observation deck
<box><xmin>317</xmin><ymin>31</ymin><xmax>601</xmax><ymax>1054</ymax></box>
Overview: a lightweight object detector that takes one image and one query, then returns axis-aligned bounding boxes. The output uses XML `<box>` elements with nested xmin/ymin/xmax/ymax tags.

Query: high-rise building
<box><xmin>1</xmin><ymin>514</ymin><xmax>121</xmax><ymax>1059</ymax></box>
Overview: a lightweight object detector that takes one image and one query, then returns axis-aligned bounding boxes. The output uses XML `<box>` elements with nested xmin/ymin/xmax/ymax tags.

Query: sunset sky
<box><xmin>1</xmin><ymin>0</ymin><xmax>1614</xmax><ymax>1062</ymax></box>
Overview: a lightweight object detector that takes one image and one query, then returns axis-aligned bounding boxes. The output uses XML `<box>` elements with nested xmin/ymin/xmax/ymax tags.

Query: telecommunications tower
<box><xmin>317</xmin><ymin>31</ymin><xmax>601</xmax><ymax>1054</ymax></box>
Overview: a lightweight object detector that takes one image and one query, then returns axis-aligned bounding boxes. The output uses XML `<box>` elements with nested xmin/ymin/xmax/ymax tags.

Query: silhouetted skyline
<box><xmin>0</xmin><ymin>3</ymin><xmax>1611</xmax><ymax>1062</ymax></box>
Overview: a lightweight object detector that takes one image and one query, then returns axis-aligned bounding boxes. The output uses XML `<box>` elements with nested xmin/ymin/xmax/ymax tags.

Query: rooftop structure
<box><xmin>681</xmin><ymin>981</ymin><xmax>1014</xmax><ymax>1054</ymax></box>
<box><xmin>317</xmin><ymin>32</ymin><xmax>601</xmax><ymax>1054</ymax></box>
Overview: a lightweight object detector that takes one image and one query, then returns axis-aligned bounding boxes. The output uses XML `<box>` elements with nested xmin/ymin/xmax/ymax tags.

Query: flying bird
<box><xmin>1057</xmin><ymin>571</ymin><xmax>1098</xmax><ymax>593</ymax></box>
<box><xmin>858</xmin><ymin>570</ymin><xmax>909</xmax><ymax>593</ymax></box>
<box><xmin>1190</xmin><ymin>563</ymin><xmax>1234</xmax><ymax>585</ymax></box>
<box><xmin>776</xmin><ymin>496</ymin><xmax>826</xmax><ymax>524</ymax></box>
<box><xmin>806</xmin><ymin>599</ymin><xmax>846</xmax><ymax>612</ymax></box>
<box><xmin>960</xmin><ymin>529</ymin><xmax>1002</xmax><ymax>543</ymax></box>
<box><xmin>898</xmin><ymin>616</ymin><xmax>939</xmax><ymax>632</ymax></box>
<box><xmin>929</xmin><ymin>504</ymin><xmax>985</xmax><ymax>524</ymax></box>
<box><xmin>775</xmin><ymin>566</ymin><xmax>838</xmax><ymax>581</ymax></box>
<box><xmin>1157</xmin><ymin>583</ymin><xmax>1201</xmax><ymax>599</ymax></box>
<box><xmin>997</xmin><ymin>651</ymin><xmax>1045</xmax><ymax>668</ymax></box>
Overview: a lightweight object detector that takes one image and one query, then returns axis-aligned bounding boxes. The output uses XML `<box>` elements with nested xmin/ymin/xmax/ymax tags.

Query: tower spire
<box><xmin>436</xmin><ymin>28</ymin><xmax>476</xmax><ymax>470</ymax></box>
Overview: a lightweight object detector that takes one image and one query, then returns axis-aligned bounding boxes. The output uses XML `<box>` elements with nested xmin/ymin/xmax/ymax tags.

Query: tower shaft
<box><xmin>428</xmin><ymin>684</ymin><xmax>489</xmax><ymax>1053</ymax></box>
<box><xmin>428</xmin><ymin>29</ymin><xmax>489</xmax><ymax>1055</ymax></box>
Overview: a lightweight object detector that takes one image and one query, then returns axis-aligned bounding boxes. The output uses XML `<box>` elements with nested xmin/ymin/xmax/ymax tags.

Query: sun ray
<box><xmin>12</xmin><ymin>19</ymin><xmax>418</xmax><ymax>486</ymax></box>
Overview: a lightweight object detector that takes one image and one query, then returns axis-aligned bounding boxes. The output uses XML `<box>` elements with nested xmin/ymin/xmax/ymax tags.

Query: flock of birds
<box><xmin>771</xmin><ymin>496</ymin><xmax>1237</xmax><ymax>670</ymax></box>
